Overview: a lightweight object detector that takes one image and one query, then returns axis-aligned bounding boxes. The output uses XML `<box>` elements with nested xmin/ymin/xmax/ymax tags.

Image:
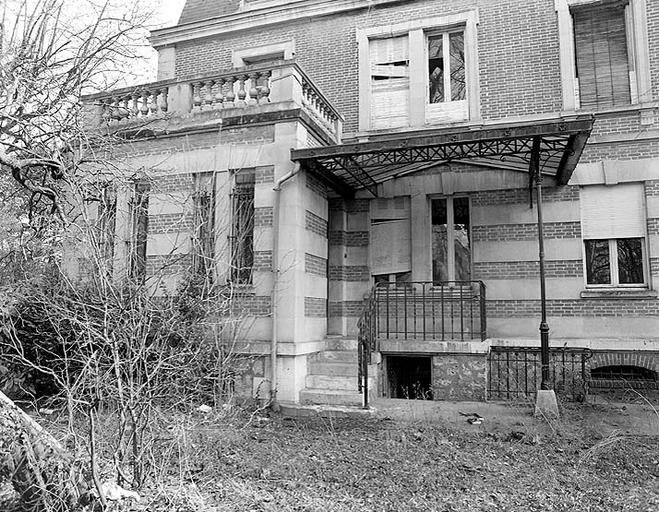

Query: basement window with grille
<box><xmin>229</xmin><ymin>170</ymin><xmax>255</xmax><ymax>285</ymax></box>
<box><xmin>591</xmin><ymin>365</ymin><xmax>658</xmax><ymax>389</ymax></box>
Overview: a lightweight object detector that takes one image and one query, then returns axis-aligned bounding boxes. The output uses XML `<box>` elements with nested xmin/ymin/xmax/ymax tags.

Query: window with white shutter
<box><xmin>580</xmin><ymin>183</ymin><xmax>647</xmax><ymax>287</ymax></box>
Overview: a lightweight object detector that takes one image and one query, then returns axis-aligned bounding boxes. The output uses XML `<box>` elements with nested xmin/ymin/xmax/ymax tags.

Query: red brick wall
<box><xmin>173</xmin><ymin>0</ymin><xmax>570</xmax><ymax>133</ymax></box>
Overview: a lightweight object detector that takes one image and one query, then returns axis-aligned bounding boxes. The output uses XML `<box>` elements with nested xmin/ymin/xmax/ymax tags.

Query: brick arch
<box><xmin>589</xmin><ymin>352</ymin><xmax>658</xmax><ymax>374</ymax></box>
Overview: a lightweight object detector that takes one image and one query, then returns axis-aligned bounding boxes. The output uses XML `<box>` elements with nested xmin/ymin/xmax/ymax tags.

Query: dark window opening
<box><xmin>585</xmin><ymin>238</ymin><xmax>644</xmax><ymax>286</ymax></box>
<box><xmin>591</xmin><ymin>365</ymin><xmax>657</xmax><ymax>382</ymax></box>
<box><xmin>386</xmin><ymin>356</ymin><xmax>433</xmax><ymax>400</ymax></box>
<box><xmin>192</xmin><ymin>172</ymin><xmax>216</xmax><ymax>280</ymax></box>
<box><xmin>230</xmin><ymin>170</ymin><xmax>255</xmax><ymax>284</ymax></box>
<box><xmin>129</xmin><ymin>181</ymin><xmax>150</xmax><ymax>281</ymax></box>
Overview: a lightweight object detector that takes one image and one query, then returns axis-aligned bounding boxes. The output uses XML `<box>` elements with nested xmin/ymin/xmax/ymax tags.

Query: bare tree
<box><xmin>0</xmin><ymin>0</ymin><xmax>153</xmax><ymax>224</ymax></box>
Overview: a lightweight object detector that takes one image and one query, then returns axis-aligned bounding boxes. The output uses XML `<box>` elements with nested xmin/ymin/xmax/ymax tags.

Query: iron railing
<box><xmin>357</xmin><ymin>281</ymin><xmax>487</xmax><ymax>408</ymax></box>
<box><xmin>357</xmin><ymin>285</ymin><xmax>378</xmax><ymax>409</ymax></box>
<box><xmin>488</xmin><ymin>346</ymin><xmax>593</xmax><ymax>401</ymax></box>
<box><xmin>374</xmin><ymin>281</ymin><xmax>487</xmax><ymax>342</ymax></box>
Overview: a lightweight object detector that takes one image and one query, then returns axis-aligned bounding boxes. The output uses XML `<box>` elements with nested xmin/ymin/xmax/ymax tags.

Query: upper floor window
<box><xmin>358</xmin><ymin>12</ymin><xmax>479</xmax><ymax>131</ymax></box>
<box><xmin>573</xmin><ymin>2</ymin><xmax>632</xmax><ymax>109</ymax></box>
<box><xmin>556</xmin><ymin>0</ymin><xmax>651</xmax><ymax>111</ymax></box>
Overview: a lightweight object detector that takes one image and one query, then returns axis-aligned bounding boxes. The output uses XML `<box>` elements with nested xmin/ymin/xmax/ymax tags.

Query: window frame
<box><xmin>555</xmin><ymin>0</ymin><xmax>651</xmax><ymax>111</ymax></box>
<box><xmin>229</xmin><ymin>169</ymin><xmax>256</xmax><ymax>285</ymax></box>
<box><xmin>428</xmin><ymin>195</ymin><xmax>472</xmax><ymax>283</ymax></box>
<box><xmin>357</xmin><ymin>11</ymin><xmax>480</xmax><ymax>132</ymax></box>
<box><xmin>583</xmin><ymin>237</ymin><xmax>648</xmax><ymax>288</ymax></box>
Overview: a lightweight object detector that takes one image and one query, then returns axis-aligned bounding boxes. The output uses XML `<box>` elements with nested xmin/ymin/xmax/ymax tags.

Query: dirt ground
<box><xmin>130</xmin><ymin>398</ymin><xmax>657</xmax><ymax>511</ymax></box>
<box><xmin>3</xmin><ymin>398</ymin><xmax>658</xmax><ymax>511</ymax></box>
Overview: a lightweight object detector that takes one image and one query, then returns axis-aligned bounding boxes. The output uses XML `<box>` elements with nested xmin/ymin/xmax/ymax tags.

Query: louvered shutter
<box><xmin>573</xmin><ymin>4</ymin><xmax>631</xmax><ymax>109</ymax></box>
<box><xmin>370</xmin><ymin>36</ymin><xmax>409</xmax><ymax>129</ymax></box>
<box><xmin>580</xmin><ymin>183</ymin><xmax>645</xmax><ymax>239</ymax></box>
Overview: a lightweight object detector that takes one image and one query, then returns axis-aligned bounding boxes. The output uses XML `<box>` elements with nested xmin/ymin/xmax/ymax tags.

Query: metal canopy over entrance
<box><xmin>291</xmin><ymin>116</ymin><xmax>594</xmax><ymax>197</ymax></box>
<box><xmin>291</xmin><ymin>115</ymin><xmax>596</xmax><ymax>405</ymax></box>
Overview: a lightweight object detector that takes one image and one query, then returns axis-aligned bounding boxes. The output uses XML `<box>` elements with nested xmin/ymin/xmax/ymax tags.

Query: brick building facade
<box><xmin>80</xmin><ymin>0</ymin><xmax>659</xmax><ymax>406</ymax></box>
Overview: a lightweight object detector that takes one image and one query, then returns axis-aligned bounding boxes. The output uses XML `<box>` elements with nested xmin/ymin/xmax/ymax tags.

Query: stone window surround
<box><xmin>356</xmin><ymin>11</ymin><xmax>480</xmax><ymax>133</ymax></box>
<box><xmin>555</xmin><ymin>0</ymin><xmax>651</xmax><ymax>112</ymax></box>
<box><xmin>232</xmin><ymin>40</ymin><xmax>296</xmax><ymax>68</ymax></box>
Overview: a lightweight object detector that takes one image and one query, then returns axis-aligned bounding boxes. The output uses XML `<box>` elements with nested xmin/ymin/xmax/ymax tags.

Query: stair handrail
<box><xmin>357</xmin><ymin>283</ymin><xmax>379</xmax><ymax>409</ymax></box>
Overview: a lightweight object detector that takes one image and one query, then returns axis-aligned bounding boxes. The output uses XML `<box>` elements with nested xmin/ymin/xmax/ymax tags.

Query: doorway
<box><xmin>431</xmin><ymin>196</ymin><xmax>471</xmax><ymax>282</ymax></box>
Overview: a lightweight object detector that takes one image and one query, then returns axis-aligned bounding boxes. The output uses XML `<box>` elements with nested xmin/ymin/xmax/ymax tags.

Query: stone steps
<box><xmin>296</xmin><ymin>337</ymin><xmax>372</xmax><ymax>409</ymax></box>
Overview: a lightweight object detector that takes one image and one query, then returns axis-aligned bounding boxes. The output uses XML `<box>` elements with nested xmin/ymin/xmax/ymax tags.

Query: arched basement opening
<box><xmin>590</xmin><ymin>365</ymin><xmax>658</xmax><ymax>390</ymax></box>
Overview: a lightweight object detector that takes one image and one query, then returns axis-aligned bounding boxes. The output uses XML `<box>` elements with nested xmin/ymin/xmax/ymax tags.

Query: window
<box><xmin>369</xmin><ymin>36</ymin><xmax>410</xmax><ymax>129</ymax></box>
<box><xmin>431</xmin><ymin>196</ymin><xmax>471</xmax><ymax>283</ymax></box>
<box><xmin>358</xmin><ymin>12</ymin><xmax>479</xmax><ymax>131</ymax></box>
<box><xmin>370</xmin><ymin>196</ymin><xmax>411</xmax><ymax>277</ymax></box>
<box><xmin>128</xmin><ymin>181</ymin><xmax>150</xmax><ymax>280</ymax></box>
<box><xmin>580</xmin><ymin>183</ymin><xmax>647</xmax><ymax>287</ymax></box>
<box><xmin>426</xmin><ymin>30</ymin><xmax>467</xmax><ymax>124</ymax></box>
<box><xmin>229</xmin><ymin>170</ymin><xmax>255</xmax><ymax>284</ymax></box>
<box><xmin>572</xmin><ymin>2</ymin><xmax>632</xmax><ymax>109</ymax></box>
<box><xmin>556</xmin><ymin>0</ymin><xmax>651</xmax><ymax>110</ymax></box>
<box><xmin>97</xmin><ymin>184</ymin><xmax>117</xmax><ymax>268</ymax></box>
<box><xmin>192</xmin><ymin>172</ymin><xmax>216</xmax><ymax>278</ymax></box>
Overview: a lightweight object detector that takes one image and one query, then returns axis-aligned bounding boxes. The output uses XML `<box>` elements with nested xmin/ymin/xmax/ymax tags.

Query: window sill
<box><xmin>567</xmin><ymin>100</ymin><xmax>659</xmax><ymax>118</ymax></box>
<box><xmin>580</xmin><ymin>289</ymin><xmax>658</xmax><ymax>300</ymax></box>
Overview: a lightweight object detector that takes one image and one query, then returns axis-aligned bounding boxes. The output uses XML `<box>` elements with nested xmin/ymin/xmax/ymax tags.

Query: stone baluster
<box><xmin>248</xmin><ymin>72</ymin><xmax>259</xmax><ymax>105</ymax></box>
<box><xmin>192</xmin><ymin>82</ymin><xmax>203</xmax><ymax>111</ymax></box>
<box><xmin>214</xmin><ymin>78</ymin><xmax>225</xmax><ymax>109</ymax></box>
<box><xmin>110</xmin><ymin>97</ymin><xmax>121</xmax><ymax>122</ymax></box>
<box><xmin>225</xmin><ymin>76</ymin><xmax>236</xmax><ymax>107</ymax></box>
<box><xmin>149</xmin><ymin>90</ymin><xmax>159</xmax><ymax>115</ymax></box>
<box><xmin>259</xmin><ymin>70</ymin><xmax>271</xmax><ymax>103</ymax></box>
<box><xmin>121</xmin><ymin>95</ymin><xmax>131</xmax><ymax>121</ymax></box>
<box><xmin>101</xmin><ymin>99</ymin><xmax>112</xmax><ymax>123</ymax></box>
<box><xmin>160</xmin><ymin>87</ymin><xmax>168</xmax><ymax>113</ymax></box>
<box><xmin>140</xmin><ymin>90</ymin><xmax>150</xmax><ymax>117</ymax></box>
<box><xmin>204</xmin><ymin>80</ymin><xmax>214</xmax><ymax>110</ymax></box>
<box><xmin>131</xmin><ymin>93</ymin><xmax>139</xmax><ymax>117</ymax></box>
<box><xmin>237</xmin><ymin>75</ymin><xmax>248</xmax><ymax>106</ymax></box>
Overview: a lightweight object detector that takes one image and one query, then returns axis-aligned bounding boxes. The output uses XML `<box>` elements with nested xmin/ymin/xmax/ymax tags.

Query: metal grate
<box><xmin>488</xmin><ymin>346</ymin><xmax>593</xmax><ymax>401</ymax></box>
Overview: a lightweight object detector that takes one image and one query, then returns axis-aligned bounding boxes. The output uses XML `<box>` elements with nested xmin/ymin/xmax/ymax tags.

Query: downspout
<box><xmin>270</xmin><ymin>163</ymin><xmax>300</xmax><ymax>406</ymax></box>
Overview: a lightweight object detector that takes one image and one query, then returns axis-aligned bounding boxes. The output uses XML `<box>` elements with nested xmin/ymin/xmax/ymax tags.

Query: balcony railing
<box><xmin>84</xmin><ymin>60</ymin><xmax>343</xmax><ymax>142</ymax></box>
<box><xmin>357</xmin><ymin>280</ymin><xmax>486</xmax><ymax>407</ymax></box>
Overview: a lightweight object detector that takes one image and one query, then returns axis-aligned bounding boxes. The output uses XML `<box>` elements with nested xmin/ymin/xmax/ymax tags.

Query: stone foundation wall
<box><xmin>432</xmin><ymin>354</ymin><xmax>487</xmax><ymax>401</ymax></box>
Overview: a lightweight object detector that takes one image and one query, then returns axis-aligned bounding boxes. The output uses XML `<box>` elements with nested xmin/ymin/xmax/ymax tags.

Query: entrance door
<box><xmin>431</xmin><ymin>197</ymin><xmax>471</xmax><ymax>282</ymax></box>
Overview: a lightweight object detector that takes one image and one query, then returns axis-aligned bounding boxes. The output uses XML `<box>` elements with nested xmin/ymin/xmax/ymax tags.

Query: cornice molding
<box><xmin>150</xmin><ymin>0</ymin><xmax>405</xmax><ymax>48</ymax></box>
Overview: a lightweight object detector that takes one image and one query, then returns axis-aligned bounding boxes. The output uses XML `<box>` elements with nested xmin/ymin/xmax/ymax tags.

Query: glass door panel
<box><xmin>431</xmin><ymin>198</ymin><xmax>448</xmax><ymax>283</ymax></box>
<box><xmin>453</xmin><ymin>197</ymin><xmax>471</xmax><ymax>280</ymax></box>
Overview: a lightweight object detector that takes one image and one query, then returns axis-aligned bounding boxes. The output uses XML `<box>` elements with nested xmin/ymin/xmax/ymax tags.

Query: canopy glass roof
<box><xmin>291</xmin><ymin>116</ymin><xmax>594</xmax><ymax>197</ymax></box>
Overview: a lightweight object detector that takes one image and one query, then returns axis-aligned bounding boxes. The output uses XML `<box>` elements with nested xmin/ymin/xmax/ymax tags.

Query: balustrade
<box><xmin>91</xmin><ymin>61</ymin><xmax>342</xmax><ymax>141</ymax></box>
<box><xmin>101</xmin><ymin>87</ymin><xmax>168</xmax><ymax>123</ymax></box>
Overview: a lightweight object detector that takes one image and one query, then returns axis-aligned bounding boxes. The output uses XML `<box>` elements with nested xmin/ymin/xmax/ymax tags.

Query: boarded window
<box><xmin>230</xmin><ymin>170</ymin><xmax>255</xmax><ymax>284</ymax></box>
<box><xmin>573</xmin><ymin>3</ymin><xmax>631</xmax><ymax>109</ymax></box>
<box><xmin>369</xmin><ymin>36</ymin><xmax>410</xmax><ymax>129</ymax></box>
<box><xmin>370</xmin><ymin>196</ymin><xmax>411</xmax><ymax>276</ymax></box>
